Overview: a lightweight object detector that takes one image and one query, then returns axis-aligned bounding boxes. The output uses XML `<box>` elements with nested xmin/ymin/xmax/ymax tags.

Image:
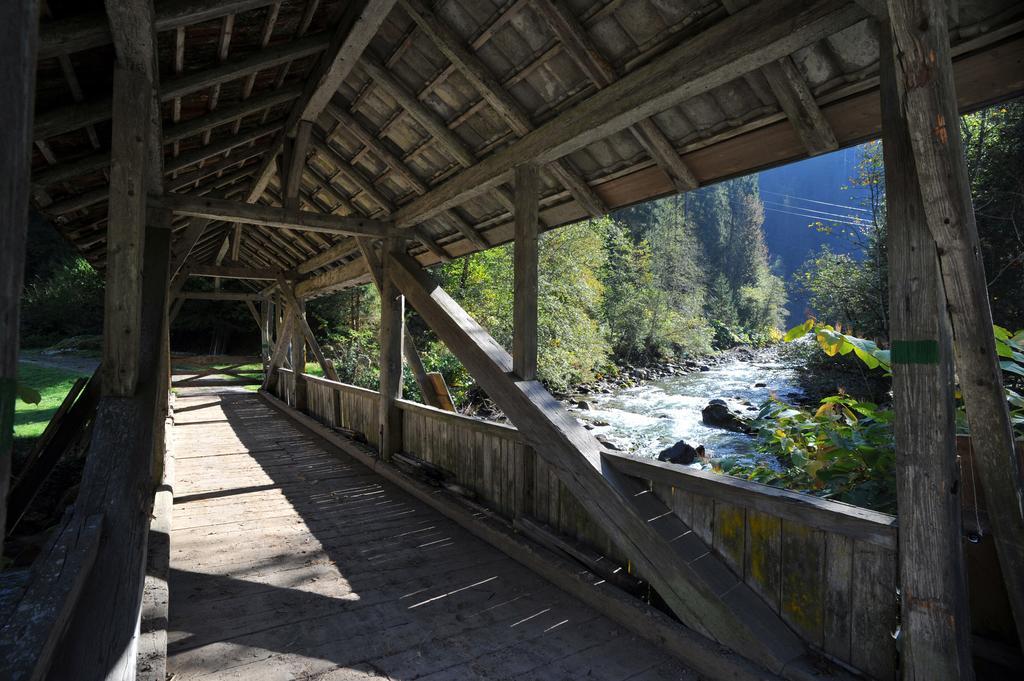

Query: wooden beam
<box><xmin>357</xmin><ymin>237</ymin><xmax>449</xmax><ymax>411</ymax></box>
<box><xmin>721</xmin><ymin>0</ymin><xmax>838</xmax><ymax>156</ymax></box>
<box><xmin>50</xmin><ymin>218</ymin><xmax>171</xmax><ymax>679</ymax></box>
<box><xmin>309</xmin><ymin>133</ymin><xmax>449</xmax><ymax>260</ymax></box>
<box><xmin>284</xmin><ymin>120</ymin><xmax>313</xmax><ymax>209</ymax></box>
<box><xmin>379</xmin><ymin>239</ymin><xmax>405</xmax><ymax>460</ymax></box>
<box><xmin>531</xmin><ymin>0</ymin><xmax>698</xmax><ymax>193</ymax></box>
<box><xmin>324</xmin><ymin>100</ymin><xmax>490</xmax><ymax>250</ymax></box>
<box><xmin>512</xmin><ymin>163</ymin><xmax>539</xmax><ymax>381</ymax></box>
<box><xmin>277</xmin><ymin>277</ymin><xmax>339</xmax><ymax>382</ymax></box>
<box><xmin>297</xmin><ymin>239</ymin><xmax>358</xmax><ymax>274</ymax></box>
<box><xmin>159</xmin><ymin>195</ymin><xmax>395</xmax><ymax>238</ymax></box>
<box><xmin>399</xmin><ymin>0</ymin><xmax>606</xmax><ymax>217</ymax></box>
<box><xmin>385</xmin><ymin>250</ymin><xmax>813</xmax><ymax>674</ymax></box>
<box><xmin>887</xmin><ymin>0</ymin><xmax>1024</xmax><ymax>651</ymax></box>
<box><xmin>262</xmin><ymin>307</ymin><xmax>297</xmax><ymax>391</ymax></box>
<box><xmin>103</xmin><ymin>63</ymin><xmax>153</xmax><ymax>396</ymax></box>
<box><xmin>0</xmin><ymin>513</ymin><xmax>102</xmax><ymax>681</ymax></box>
<box><xmin>34</xmin><ymin>35</ymin><xmax>326</xmax><ymax>143</ymax></box>
<box><xmin>38</xmin><ymin>0</ymin><xmax>277</xmax><ymax>59</ymax></box>
<box><xmin>163</xmin><ymin>84</ymin><xmax>301</xmax><ymax>142</ymax></box>
<box><xmin>879</xmin><ymin>25</ymin><xmax>973</xmax><ymax>678</ymax></box>
<box><xmin>0</xmin><ymin>0</ymin><xmax>38</xmax><ymax>558</ymax></box>
<box><xmin>391</xmin><ymin>0</ymin><xmax>864</xmax><ymax>227</ymax></box>
<box><xmin>176</xmin><ymin>291</ymin><xmax>263</xmax><ymax>301</ymax></box>
<box><xmin>187</xmin><ymin>264</ymin><xmax>284</xmax><ymax>280</ymax></box>
<box><xmin>297</xmin><ymin>0</ymin><xmax>399</xmax><ymax>123</ymax></box>
<box><xmin>242</xmin><ymin>0</ymin><xmax>397</xmax><ymax>211</ymax></box>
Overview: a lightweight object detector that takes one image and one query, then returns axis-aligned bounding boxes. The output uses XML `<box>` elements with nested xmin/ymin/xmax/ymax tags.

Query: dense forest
<box><xmin>19</xmin><ymin>100</ymin><xmax>1024</xmax><ymax>405</ymax></box>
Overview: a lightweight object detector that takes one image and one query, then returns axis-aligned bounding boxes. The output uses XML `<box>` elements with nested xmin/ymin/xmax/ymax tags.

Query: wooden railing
<box><xmin>271</xmin><ymin>370</ymin><xmax>900</xmax><ymax>679</ymax></box>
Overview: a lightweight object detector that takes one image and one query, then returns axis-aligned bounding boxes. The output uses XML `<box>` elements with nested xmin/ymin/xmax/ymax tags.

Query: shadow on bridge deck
<box><xmin>166</xmin><ymin>389</ymin><xmax>694</xmax><ymax>680</ymax></box>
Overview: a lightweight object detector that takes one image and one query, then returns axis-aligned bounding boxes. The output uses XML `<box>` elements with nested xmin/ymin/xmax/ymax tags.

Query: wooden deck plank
<box><xmin>167</xmin><ymin>391</ymin><xmax>694</xmax><ymax>680</ymax></box>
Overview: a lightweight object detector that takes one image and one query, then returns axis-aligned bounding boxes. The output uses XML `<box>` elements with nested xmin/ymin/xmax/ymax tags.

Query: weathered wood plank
<box><xmin>879</xmin><ymin>17</ymin><xmax>973</xmax><ymax>678</ymax></box>
<box><xmin>744</xmin><ymin>509</ymin><xmax>782</xmax><ymax>613</ymax></box>
<box><xmin>0</xmin><ymin>513</ymin><xmax>103</xmax><ymax>681</ymax></box>
<box><xmin>604</xmin><ymin>452</ymin><xmax>897</xmax><ymax>548</ymax></box>
<box><xmin>822</xmin><ymin>533</ymin><xmax>854</xmax><ymax>663</ymax></box>
<box><xmin>779</xmin><ymin>520</ymin><xmax>825</xmax><ymax>648</ymax></box>
<box><xmin>532</xmin><ymin>0</ymin><xmax>698</xmax><ymax>193</ymax></box>
<box><xmin>187</xmin><ymin>264</ymin><xmax>283</xmax><ymax>280</ymax></box>
<box><xmin>378</xmin><ymin>239</ymin><xmax>404</xmax><ymax>460</ymax></box>
<box><xmin>888</xmin><ymin>0</ymin><xmax>1024</xmax><ymax>652</ymax></box>
<box><xmin>849</xmin><ymin>540</ymin><xmax>898</xmax><ymax>680</ymax></box>
<box><xmin>512</xmin><ymin>163</ymin><xmax>539</xmax><ymax>381</ymax></box>
<box><xmin>159</xmin><ymin>195</ymin><xmax>395</xmax><ymax>238</ymax></box>
<box><xmin>103</xmin><ymin>65</ymin><xmax>152</xmax><ymax>396</ymax></box>
<box><xmin>51</xmin><ymin>220</ymin><xmax>171</xmax><ymax>679</ymax></box>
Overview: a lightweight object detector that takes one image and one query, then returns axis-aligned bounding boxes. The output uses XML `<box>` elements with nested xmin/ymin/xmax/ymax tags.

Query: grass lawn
<box><xmin>15</xmin><ymin>362</ymin><xmax>90</xmax><ymax>443</ymax></box>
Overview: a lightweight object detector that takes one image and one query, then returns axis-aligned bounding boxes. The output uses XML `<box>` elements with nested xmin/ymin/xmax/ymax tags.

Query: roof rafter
<box><xmin>390</xmin><ymin>0</ymin><xmax>865</xmax><ymax>228</ymax></box>
<box><xmin>399</xmin><ymin>0</ymin><xmax>607</xmax><ymax>217</ymax></box>
<box><xmin>721</xmin><ymin>0</ymin><xmax>838</xmax><ymax>156</ymax></box>
<box><xmin>533</xmin><ymin>0</ymin><xmax>699</xmax><ymax>193</ymax></box>
<box><xmin>159</xmin><ymin>195</ymin><xmax>397</xmax><ymax>238</ymax></box>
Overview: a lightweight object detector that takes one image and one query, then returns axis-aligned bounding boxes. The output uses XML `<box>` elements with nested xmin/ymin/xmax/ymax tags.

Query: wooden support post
<box><xmin>291</xmin><ymin>297</ymin><xmax>308</xmax><ymax>411</ymax></box>
<box><xmin>0</xmin><ymin>0</ymin><xmax>38</xmax><ymax>558</ymax></box>
<box><xmin>263</xmin><ymin>308</ymin><xmax>297</xmax><ymax>393</ymax></box>
<box><xmin>278</xmin><ymin>277</ymin><xmax>339</xmax><ymax>382</ymax></box>
<box><xmin>379</xmin><ymin>239</ymin><xmax>405</xmax><ymax>460</ymax></box>
<box><xmin>879</xmin><ymin>28</ymin><xmax>973</xmax><ymax>679</ymax></box>
<box><xmin>52</xmin><ymin>213</ymin><xmax>171</xmax><ymax>680</ymax></box>
<box><xmin>887</xmin><ymin>0</ymin><xmax>1024</xmax><ymax>650</ymax></box>
<box><xmin>103</xmin><ymin>64</ymin><xmax>153</xmax><ymax>396</ymax></box>
<box><xmin>261</xmin><ymin>299</ymin><xmax>272</xmax><ymax>375</ymax></box>
<box><xmin>357</xmin><ymin>237</ymin><xmax>451</xmax><ymax>411</ymax></box>
<box><xmin>513</xmin><ymin>163</ymin><xmax>539</xmax><ymax>381</ymax></box>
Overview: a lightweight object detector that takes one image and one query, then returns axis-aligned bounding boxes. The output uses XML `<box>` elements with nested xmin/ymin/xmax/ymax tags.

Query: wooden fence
<box><xmin>273</xmin><ymin>370</ymin><xmax>900</xmax><ymax>679</ymax></box>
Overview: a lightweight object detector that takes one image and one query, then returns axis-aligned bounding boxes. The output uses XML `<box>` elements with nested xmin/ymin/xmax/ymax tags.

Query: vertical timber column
<box><xmin>888</xmin><ymin>0</ymin><xmax>1024</xmax><ymax>649</ymax></box>
<box><xmin>513</xmin><ymin>163</ymin><xmax>540</xmax><ymax>381</ymax></box>
<box><xmin>292</xmin><ymin>298</ymin><xmax>308</xmax><ymax>411</ymax></box>
<box><xmin>0</xmin><ymin>0</ymin><xmax>38</xmax><ymax>557</ymax></box>
<box><xmin>379</xmin><ymin>238</ymin><xmax>405</xmax><ymax>460</ymax></box>
<box><xmin>103</xmin><ymin>63</ymin><xmax>153</xmax><ymax>396</ymax></box>
<box><xmin>262</xmin><ymin>299</ymin><xmax>273</xmax><ymax>376</ymax></box>
<box><xmin>880</xmin><ymin>27</ymin><xmax>973</xmax><ymax>680</ymax></box>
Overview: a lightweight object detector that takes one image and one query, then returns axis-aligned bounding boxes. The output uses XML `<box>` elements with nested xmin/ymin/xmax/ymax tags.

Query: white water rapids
<box><xmin>572</xmin><ymin>355</ymin><xmax>805</xmax><ymax>466</ymax></box>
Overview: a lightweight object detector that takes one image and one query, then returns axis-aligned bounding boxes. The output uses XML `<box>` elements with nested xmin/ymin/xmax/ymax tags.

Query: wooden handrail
<box><xmin>0</xmin><ymin>513</ymin><xmax>103</xmax><ymax>680</ymax></box>
<box><xmin>283</xmin><ymin>370</ymin><xmax>899</xmax><ymax>548</ymax></box>
<box><xmin>397</xmin><ymin>399</ymin><xmax>525</xmax><ymax>443</ymax></box>
<box><xmin>602</xmin><ymin>451</ymin><xmax>898</xmax><ymax>548</ymax></box>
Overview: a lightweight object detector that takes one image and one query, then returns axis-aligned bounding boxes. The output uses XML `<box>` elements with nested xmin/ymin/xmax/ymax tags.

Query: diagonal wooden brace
<box><xmin>385</xmin><ymin>250</ymin><xmax>813</xmax><ymax>675</ymax></box>
<box><xmin>277</xmin><ymin>277</ymin><xmax>339</xmax><ymax>382</ymax></box>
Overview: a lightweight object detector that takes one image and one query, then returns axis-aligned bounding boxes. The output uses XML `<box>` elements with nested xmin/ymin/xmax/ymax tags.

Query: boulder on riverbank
<box><xmin>701</xmin><ymin>399</ymin><xmax>753</xmax><ymax>433</ymax></box>
<box><xmin>657</xmin><ymin>440</ymin><xmax>706</xmax><ymax>465</ymax></box>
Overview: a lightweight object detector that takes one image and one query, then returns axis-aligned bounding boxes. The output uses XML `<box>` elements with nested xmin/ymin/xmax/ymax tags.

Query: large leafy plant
<box><xmin>724</xmin><ymin>394</ymin><xmax>896</xmax><ymax>512</ymax></box>
<box><xmin>726</xmin><ymin>321</ymin><xmax>1023</xmax><ymax>512</ymax></box>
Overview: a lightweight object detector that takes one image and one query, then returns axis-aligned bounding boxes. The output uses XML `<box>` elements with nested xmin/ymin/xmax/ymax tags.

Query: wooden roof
<box><xmin>31</xmin><ymin>0</ymin><xmax>1024</xmax><ymax>297</ymax></box>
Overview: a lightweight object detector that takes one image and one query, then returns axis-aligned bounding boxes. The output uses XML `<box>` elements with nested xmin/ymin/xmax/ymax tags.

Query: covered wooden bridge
<box><xmin>2</xmin><ymin>0</ymin><xmax>1024</xmax><ymax>679</ymax></box>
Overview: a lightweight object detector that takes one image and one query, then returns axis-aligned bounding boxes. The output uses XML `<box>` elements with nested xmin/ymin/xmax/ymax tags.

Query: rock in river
<box><xmin>701</xmin><ymin>399</ymin><xmax>753</xmax><ymax>433</ymax></box>
<box><xmin>657</xmin><ymin>440</ymin><xmax>706</xmax><ymax>465</ymax></box>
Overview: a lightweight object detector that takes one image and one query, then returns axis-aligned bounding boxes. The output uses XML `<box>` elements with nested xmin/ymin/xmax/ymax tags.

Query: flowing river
<box><xmin>573</xmin><ymin>352</ymin><xmax>806</xmax><ymax>466</ymax></box>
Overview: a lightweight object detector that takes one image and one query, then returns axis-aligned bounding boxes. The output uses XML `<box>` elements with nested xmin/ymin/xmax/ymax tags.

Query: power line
<box><xmin>762</xmin><ymin>199</ymin><xmax>871</xmax><ymax>224</ymax></box>
<box><xmin>761</xmin><ymin>189</ymin><xmax>870</xmax><ymax>213</ymax></box>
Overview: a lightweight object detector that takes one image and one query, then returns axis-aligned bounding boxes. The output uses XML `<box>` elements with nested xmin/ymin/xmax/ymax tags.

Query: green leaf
<box><xmin>1001</xmin><ymin>360</ymin><xmax>1024</xmax><ymax>378</ymax></box>
<box><xmin>784</xmin><ymin>322</ymin><xmax>810</xmax><ymax>342</ymax></box>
